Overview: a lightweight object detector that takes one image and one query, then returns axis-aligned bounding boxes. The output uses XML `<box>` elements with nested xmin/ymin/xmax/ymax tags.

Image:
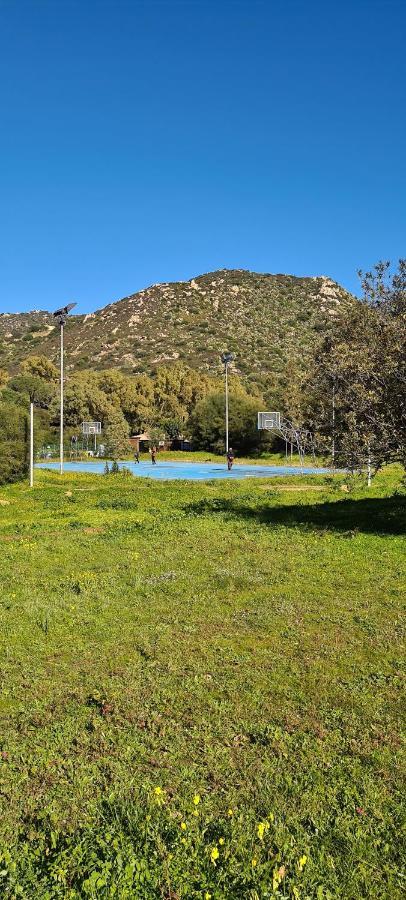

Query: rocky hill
<box><xmin>0</xmin><ymin>269</ymin><xmax>355</xmax><ymax>390</ymax></box>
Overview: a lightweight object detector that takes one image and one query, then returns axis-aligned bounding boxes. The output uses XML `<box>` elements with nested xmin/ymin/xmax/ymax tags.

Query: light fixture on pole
<box><xmin>221</xmin><ymin>352</ymin><xmax>234</xmax><ymax>453</ymax></box>
<box><xmin>53</xmin><ymin>302</ymin><xmax>77</xmax><ymax>474</ymax></box>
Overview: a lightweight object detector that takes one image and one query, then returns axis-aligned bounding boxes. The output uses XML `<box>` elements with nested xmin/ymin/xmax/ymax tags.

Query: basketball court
<box><xmin>36</xmin><ymin>460</ymin><xmax>332</xmax><ymax>481</ymax></box>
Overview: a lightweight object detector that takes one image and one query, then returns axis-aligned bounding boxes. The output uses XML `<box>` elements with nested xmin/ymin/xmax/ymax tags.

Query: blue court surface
<box><xmin>37</xmin><ymin>460</ymin><xmax>332</xmax><ymax>481</ymax></box>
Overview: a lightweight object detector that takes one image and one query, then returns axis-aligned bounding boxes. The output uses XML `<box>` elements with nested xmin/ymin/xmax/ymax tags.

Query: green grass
<box><xmin>0</xmin><ymin>466</ymin><xmax>405</xmax><ymax>898</ymax></box>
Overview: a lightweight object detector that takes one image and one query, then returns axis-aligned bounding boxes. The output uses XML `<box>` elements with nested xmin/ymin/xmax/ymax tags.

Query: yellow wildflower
<box><xmin>180</xmin><ymin>822</ymin><xmax>187</xmax><ymax>831</ymax></box>
<box><xmin>210</xmin><ymin>846</ymin><xmax>219</xmax><ymax>864</ymax></box>
<box><xmin>298</xmin><ymin>854</ymin><xmax>308</xmax><ymax>871</ymax></box>
<box><xmin>227</xmin><ymin>808</ymin><xmax>234</xmax><ymax>817</ymax></box>
<box><xmin>153</xmin><ymin>786</ymin><xmax>165</xmax><ymax>805</ymax></box>
<box><xmin>252</xmin><ymin>857</ymin><xmax>257</xmax><ymax>867</ymax></box>
<box><xmin>205</xmin><ymin>893</ymin><xmax>212</xmax><ymax>900</ymax></box>
<box><xmin>257</xmin><ymin>820</ymin><xmax>269</xmax><ymax>840</ymax></box>
<box><xmin>193</xmin><ymin>794</ymin><xmax>201</xmax><ymax>806</ymax></box>
<box><xmin>219</xmin><ymin>837</ymin><xmax>225</xmax><ymax>845</ymax></box>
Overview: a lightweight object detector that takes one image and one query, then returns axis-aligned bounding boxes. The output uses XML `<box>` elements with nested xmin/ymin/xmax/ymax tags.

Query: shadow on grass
<box><xmin>185</xmin><ymin>494</ymin><xmax>406</xmax><ymax>536</ymax></box>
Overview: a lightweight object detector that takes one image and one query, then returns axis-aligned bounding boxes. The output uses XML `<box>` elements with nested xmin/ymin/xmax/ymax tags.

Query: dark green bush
<box><xmin>0</xmin><ymin>401</ymin><xmax>28</xmax><ymax>484</ymax></box>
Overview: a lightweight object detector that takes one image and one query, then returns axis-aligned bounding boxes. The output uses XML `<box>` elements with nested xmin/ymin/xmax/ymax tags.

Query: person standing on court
<box><xmin>150</xmin><ymin>445</ymin><xmax>157</xmax><ymax>465</ymax></box>
<box><xmin>227</xmin><ymin>447</ymin><xmax>235</xmax><ymax>470</ymax></box>
<box><xmin>134</xmin><ymin>449</ymin><xmax>140</xmax><ymax>464</ymax></box>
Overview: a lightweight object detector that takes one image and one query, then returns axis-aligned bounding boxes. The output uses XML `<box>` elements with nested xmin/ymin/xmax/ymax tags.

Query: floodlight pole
<box><xmin>59</xmin><ymin>320</ymin><xmax>64</xmax><ymax>474</ymax></box>
<box><xmin>29</xmin><ymin>400</ymin><xmax>34</xmax><ymax>488</ymax></box>
<box><xmin>53</xmin><ymin>302</ymin><xmax>77</xmax><ymax>476</ymax></box>
<box><xmin>332</xmin><ymin>381</ymin><xmax>336</xmax><ymax>472</ymax></box>
<box><xmin>225</xmin><ymin>361</ymin><xmax>229</xmax><ymax>453</ymax></box>
<box><xmin>221</xmin><ymin>352</ymin><xmax>234</xmax><ymax>454</ymax></box>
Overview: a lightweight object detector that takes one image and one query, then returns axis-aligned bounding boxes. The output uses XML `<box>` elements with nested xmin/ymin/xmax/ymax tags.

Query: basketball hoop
<box><xmin>82</xmin><ymin>421</ymin><xmax>102</xmax><ymax>454</ymax></box>
<box><xmin>257</xmin><ymin>411</ymin><xmax>281</xmax><ymax>431</ymax></box>
<box><xmin>82</xmin><ymin>422</ymin><xmax>102</xmax><ymax>436</ymax></box>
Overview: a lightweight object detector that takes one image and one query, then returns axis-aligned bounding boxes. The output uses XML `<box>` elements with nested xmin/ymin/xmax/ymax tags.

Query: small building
<box><xmin>129</xmin><ymin>432</ymin><xmax>151</xmax><ymax>452</ymax></box>
<box><xmin>171</xmin><ymin>438</ymin><xmax>193</xmax><ymax>451</ymax></box>
<box><xmin>129</xmin><ymin>433</ymin><xmax>193</xmax><ymax>452</ymax></box>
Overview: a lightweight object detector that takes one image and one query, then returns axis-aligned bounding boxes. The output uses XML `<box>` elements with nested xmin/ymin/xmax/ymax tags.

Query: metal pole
<box><xmin>60</xmin><ymin>321</ymin><xmax>64</xmax><ymax>475</ymax></box>
<box><xmin>29</xmin><ymin>401</ymin><xmax>34</xmax><ymax>488</ymax></box>
<box><xmin>225</xmin><ymin>361</ymin><xmax>229</xmax><ymax>453</ymax></box>
<box><xmin>367</xmin><ymin>446</ymin><xmax>372</xmax><ymax>487</ymax></box>
<box><xmin>332</xmin><ymin>382</ymin><xmax>335</xmax><ymax>471</ymax></box>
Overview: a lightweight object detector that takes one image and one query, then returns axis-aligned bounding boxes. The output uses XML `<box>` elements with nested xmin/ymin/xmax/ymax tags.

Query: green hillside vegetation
<box><xmin>0</xmin><ymin>466</ymin><xmax>404</xmax><ymax>897</ymax></box>
<box><xmin>0</xmin><ymin>270</ymin><xmax>354</xmax><ymax>400</ymax></box>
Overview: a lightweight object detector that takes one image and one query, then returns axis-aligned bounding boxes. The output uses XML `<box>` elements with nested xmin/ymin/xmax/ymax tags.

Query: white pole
<box><xmin>367</xmin><ymin>446</ymin><xmax>372</xmax><ymax>487</ymax></box>
<box><xmin>60</xmin><ymin>321</ymin><xmax>64</xmax><ymax>475</ymax></box>
<box><xmin>29</xmin><ymin>401</ymin><xmax>34</xmax><ymax>488</ymax></box>
<box><xmin>225</xmin><ymin>361</ymin><xmax>229</xmax><ymax>453</ymax></box>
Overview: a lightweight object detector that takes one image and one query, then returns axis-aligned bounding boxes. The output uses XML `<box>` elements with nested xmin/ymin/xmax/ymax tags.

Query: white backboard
<box><xmin>82</xmin><ymin>421</ymin><xmax>102</xmax><ymax>435</ymax></box>
<box><xmin>257</xmin><ymin>411</ymin><xmax>281</xmax><ymax>431</ymax></box>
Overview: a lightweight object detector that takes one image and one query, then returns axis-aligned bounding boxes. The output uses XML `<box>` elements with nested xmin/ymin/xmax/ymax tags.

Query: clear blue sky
<box><xmin>0</xmin><ymin>0</ymin><xmax>405</xmax><ymax>314</ymax></box>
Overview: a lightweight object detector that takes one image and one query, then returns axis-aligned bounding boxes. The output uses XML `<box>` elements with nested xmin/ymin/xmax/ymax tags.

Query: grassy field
<box><xmin>0</xmin><ymin>465</ymin><xmax>405</xmax><ymax>898</ymax></box>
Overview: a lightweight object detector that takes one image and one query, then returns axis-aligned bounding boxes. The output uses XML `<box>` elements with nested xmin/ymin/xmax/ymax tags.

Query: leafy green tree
<box><xmin>52</xmin><ymin>373</ymin><xmax>112</xmax><ymax>427</ymax></box>
<box><xmin>4</xmin><ymin>375</ymin><xmax>56</xmax><ymax>461</ymax></box>
<box><xmin>305</xmin><ymin>260</ymin><xmax>406</xmax><ymax>472</ymax></box>
<box><xmin>190</xmin><ymin>391</ymin><xmax>263</xmax><ymax>454</ymax></box>
<box><xmin>104</xmin><ymin>410</ymin><xmax>131</xmax><ymax>459</ymax></box>
<box><xmin>0</xmin><ymin>400</ymin><xmax>28</xmax><ymax>484</ymax></box>
<box><xmin>21</xmin><ymin>355</ymin><xmax>59</xmax><ymax>382</ymax></box>
<box><xmin>93</xmin><ymin>370</ymin><xmax>155</xmax><ymax>432</ymax></box>
<box><xmin>8</xmin><ymin>374</ymin><xmax>55</xmax><ymax>407</ymax></box>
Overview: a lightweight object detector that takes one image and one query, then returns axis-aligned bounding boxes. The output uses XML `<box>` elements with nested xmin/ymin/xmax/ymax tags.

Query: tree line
<box><xmin>0</xmin><ymin>358</ymin><xmax>269</xmax><ymax>479</ymax></box>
